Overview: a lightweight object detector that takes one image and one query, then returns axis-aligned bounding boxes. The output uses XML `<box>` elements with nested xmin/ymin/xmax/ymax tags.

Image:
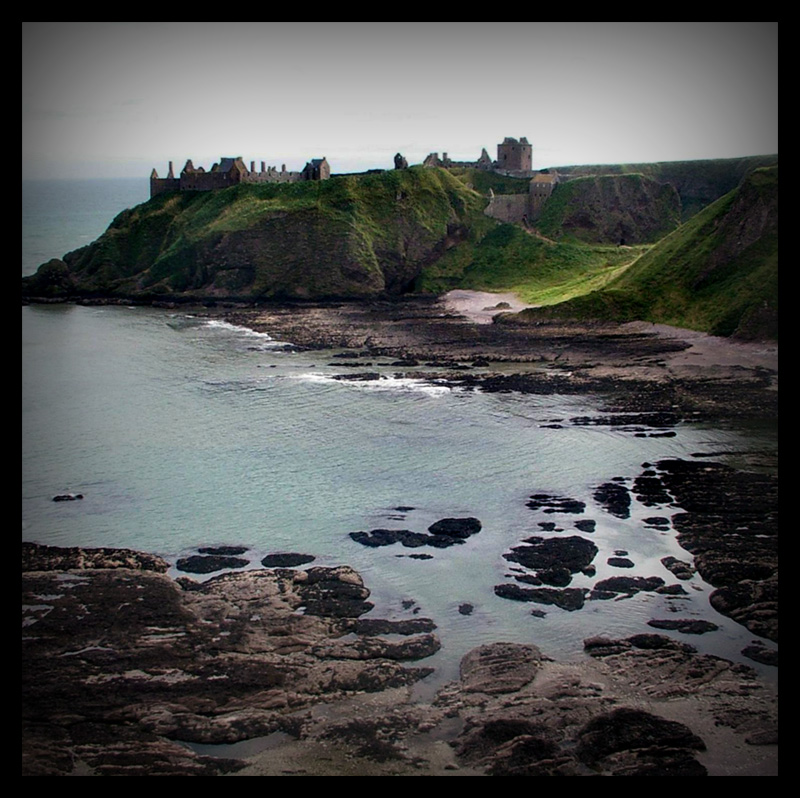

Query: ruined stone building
<box><xmin>150</xmin><ymin>156</ymin><xmax>330</xmax><ymax>198</ymax></box>
<box><xmin>149</xmin><ymin>137</ymin><xmax>554</xmax><ymax>224</ymax></box>
<box><xmin>422</xmin><ymin>137</ymin><xmax>534</xmax><ymax>177</ymax></box>
<box><xmin>484</xmin><ymin>171</ymin><xmax>559</xmax><ymax>225</ymax></box>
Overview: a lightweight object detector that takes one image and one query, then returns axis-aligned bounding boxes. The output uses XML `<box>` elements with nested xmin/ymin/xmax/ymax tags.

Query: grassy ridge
<box><xmin>505</xmin><ymin>167</ymin><xmax>778</xmax><ymax>339</ymax></box>
<box><xmin>552</xmin><ymin>155</ymin><xmax>778</xmax><ymax>221</ymax></box>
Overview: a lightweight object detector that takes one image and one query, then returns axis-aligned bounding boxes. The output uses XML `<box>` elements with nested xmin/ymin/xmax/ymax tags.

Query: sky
<box><xmin>22</xmin><ymin>22</ymin><xmax>778</xmax><ymax>180</ymax></box>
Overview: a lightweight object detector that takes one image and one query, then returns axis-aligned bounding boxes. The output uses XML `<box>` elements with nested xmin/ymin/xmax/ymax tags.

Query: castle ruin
<box><xmin>149</xmin><ymin>137</ymin><xmax>556</xmax><ymax>224</ymax></box>
<box><xmin>150</xmin><ymin>155</ymin><xmax>330</xmax><ymax>198</ymax></box>
<box><xmin>420</xmin><ymin>136</ymin><xmax>557</xmax><ymax>223</ymax></box>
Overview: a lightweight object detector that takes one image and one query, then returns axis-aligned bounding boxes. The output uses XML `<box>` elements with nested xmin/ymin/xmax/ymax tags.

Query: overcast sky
<box><xmin>22</xmin><ymin>22</ymin><xmax>778</xmax><ymax>180</ymax></box>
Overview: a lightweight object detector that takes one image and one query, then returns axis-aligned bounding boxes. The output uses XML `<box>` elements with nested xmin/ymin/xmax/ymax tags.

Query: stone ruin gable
<box><xmin>178</xmin><ymin>156</ymin><xmax>248</xmax><ymax>192</ymax></box>
<box><xmin>423</xmin><ymin>149</ymin><xmax>493</xmax><ymax>171</ymax></box>
<box><xmin>150</xmin><ymin>161</ymin><xmax>180</xmax><ymax>197</ymax></box>
<box><xmin>301</xmin><ymin>157</ymin><xmax>331</xmax><ymax>181</ymax></box>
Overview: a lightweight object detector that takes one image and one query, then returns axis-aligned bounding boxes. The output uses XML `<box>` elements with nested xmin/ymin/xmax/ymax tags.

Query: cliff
<box><xmin>504</xmin><ymin>166</ymin><xmax>778</xmax><ymax>339</ymax></box>
<box><xmin>553</xmin><ymin>155</ymin><xmax>778</xmax><ymax>221</ymax></box>
<box><xmin>535</xmin><ymin>173</ymin><xmax>681</xmax><ymax>245</ymax></box>
<box><xmin>22</xmin><ymin>167</ymin><xmax>485</xmax><ymax>302</ymax></box>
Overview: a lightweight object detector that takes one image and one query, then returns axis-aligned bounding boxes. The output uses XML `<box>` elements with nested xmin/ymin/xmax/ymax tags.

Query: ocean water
<box><xmin>22</xmin><ymin>179</ymin><xmax>778</xmax><ymax>686</ymax></box>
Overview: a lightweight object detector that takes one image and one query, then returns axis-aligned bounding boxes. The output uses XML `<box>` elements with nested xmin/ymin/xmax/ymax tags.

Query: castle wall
<box><xmin>529</xmin><ymin>177</ymin><xmax>557</xmax><ymax>219</ymax></box>
<box><xmin>245</xmin><ymin>167</ymin><xmax>303</xmax><ymax>184</ymax></box>
<box><xmin>484</xmin><ymin>193</ymin><xmax>531</xmax><ymax>225</ymax></box>
<box><xmin>150</xmin><ymin>177</ymin><xmax>181</xmax><ymax>196</ymax></box>
<box><xmin>180</xmin><ymin>171</ymin><xmax>241</xmax><ymax>192</ymax></box>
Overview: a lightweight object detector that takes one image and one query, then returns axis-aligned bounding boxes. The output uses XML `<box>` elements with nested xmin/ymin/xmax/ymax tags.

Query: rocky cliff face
<box><xmin>537</xmin><ymin>174</ymin><xmax>681</xmax><ymax>245</ymax></box>
<box><xmin>22</xmin><ymin>168</ymin><xmax>484</xmax><ymax>302</ymax></box>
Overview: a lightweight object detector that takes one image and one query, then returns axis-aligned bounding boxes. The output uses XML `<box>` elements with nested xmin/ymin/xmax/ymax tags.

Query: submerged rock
<box><xmin>647</xmin><ymin>618</ymin><xmax>719</xmax><ymax>635</ymax></box>
<box><xmin>593</xmin><ymin>482</ymin><xmax>631</xmax><ymax>518</ymax></box>
<box><xmin>503</xmin><ymin>535</ymin><xmax>597</xmax><ymax>583</ymax></box>
<box><xmin>428</xmin><ymin>517</ymin><xmax>482</xmax><ymax>538</ymax></box>
<box><xmin>260</xmin><ymin>552</ymin><xmax>316</xmax><ymax>567</ymax></box>
<box><xmin>176</xmin><ymin>554</ymin><xmax>250</xmax><ymax>574</ymax></box>
<box><xmin>494</xmin><ymin>583</ymin><xmax>588</xmax><ymax>611</ymax></box>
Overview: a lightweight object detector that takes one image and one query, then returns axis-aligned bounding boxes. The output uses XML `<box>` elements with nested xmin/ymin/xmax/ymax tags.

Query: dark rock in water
<box><xmin>176</xmin><ymin>554</ymin><xmax>250</xmax><ymax>574</ymax></box>
<box><xmin>350</xmin><ymin>526</ymin><xmax>468</xmax><ymax>549</ymax></box>
<box><xmin>261</xmin><ymin>552</ymin><xmax>316</xmax><ymax>568</ymax></box>
<box><xmin>741</xmin><ymin>643</ymin><xmax>779</xmax><ymax>667</ymax></box>
<box><xmin>458</xmin><ymin>603</ymin><xmax>474</xmax><ymax>615</ymax></box>
<box><xmin>199</xmin><ymin>545</ymin><xmax>249</xmax><ymax>556</ymax></box>
<box><xmin>590</xmin><ymin>575</ymin><xmax>665</xmax><ymax>598</ymax></box>
<box><xmin>538</xmin><ymin>522</ymin><xmax>557</xmax><ymax>531</ymax></box>
<box><xmin>654</xmin><ymin>458</ymin><xmax>778</xmax><ymax>642</ymax></box>
<box><xmin>575</xmin><ymin>708</ymin><xmax>706</xmax><ymax>776</ymax></box>
<box><xmin>332</xmin><ymin>372</ymin><xmax>381</xmax><ymax>382</ymax></box>
<box><xmin>527</xmin><ymin>494</ymin><xmax>585</xmax><ymax>514</ymax></box>
<box><xmin>593</xmin><ymin>482</ymin><xmax>631</xmax><ymax>519</ymax></box>
<box><xmin>537</xmin><ymin>566</ymin><xmax>573</xmax><ymax>586</ymax></box>
<box><xmin>494</xmin><ymin>584</ymin><xmax>588</xmax><ymax>611</ymax></box>
<box><xmin>574</xmin><ymin>519</ymin><xmax>596</xmax><ymax>533</ymax></box>
<box><xmin>52</xmin><ymin>493</ymin><xmax>83</xmax><ymax>502</ymax></box>
<box><xmin>503</xmin><ymin>535</ymin><xmax>597</xmax><ymax>575</ymax></box>
<box><xmin>647</xmin><ymin>618</ymin><xmax>719</xmax><ymax>634</ymax></box>
<box><xmin>608</xmin><ymin>557</ymin><xmax>635</xmax><ymax>568</ymax></box>
<box><xmin>584</xmin><ymin>633</ymin><xmax>696</xmax><ymax>658</ymax></box>
<box><xmin>514</xmin><ymin>573</ymin><xmax>543</xmax><ymax>585</ymax></box>
<box><xmin>633</xmin><ymin>474</ymin><xmax>672</xmax><ymax>506</ymax></box>
<box><xmin>644</xmin><ymin>516</ymin><xmax>671</xmax><ymax>527</ymax></box>
<box><xmin>294</xmin><ymin>567</ymin><xmax>374</xmax><ymax>617</ymax></box>
<box><xmin>661</xmin><ymin>555</ymin><xmax>695</xmax><ymax>580</ymax></box>
<box><xmin>354</xmin><ymin>617</ymin><xmax>436</xmax><ymax>635</ymax></box>
<box><xmin>394</xmin><ymin>506</ymin><xmax>415</xmax><ymax>512</ymax></box>
<box><xmin>428</xmin><ymin>517</ymin><xmax>482</xmax><ymax>538</ymax></box>
<box><xmin>656</xmin><ymin>583</ymin><xmax>689</xmax><ymax>595</ymax></box>
<box><xmin>22</xmin><ymin>542</ymin><xmax>169</xmax><ymax>573</ymax></box>
<box><xmin>350</xmin><ymin>529</ymin><xmax>430</xmax><ymax>548</ymax></box>
<box><xmin>406</xmin><ymin>553</ymin><xmax>433</xmax><ymax>560</ymax></box>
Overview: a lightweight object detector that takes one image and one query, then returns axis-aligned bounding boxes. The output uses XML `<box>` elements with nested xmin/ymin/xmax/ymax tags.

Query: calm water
<box><xmin>22</xmin><ymin>179</ymin><xmax>778</xmax><ymax>685</ymax></box>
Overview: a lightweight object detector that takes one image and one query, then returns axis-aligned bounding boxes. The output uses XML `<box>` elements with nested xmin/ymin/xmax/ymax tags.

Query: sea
<box><xmin>22</xmin><ymin>178</ymin><xmax>778</xmax><ymax>688</ymax></box>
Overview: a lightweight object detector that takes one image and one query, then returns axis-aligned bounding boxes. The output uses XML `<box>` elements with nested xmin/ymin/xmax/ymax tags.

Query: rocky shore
<box><xmin>22</xmin><ymin>293</ymin><xmax>778</xmax><ymax>776</ymax></box>
<box><xmin>23</xmin><ymin>542</ymin><xmax>777</xmax><ymax>776</ymax></box>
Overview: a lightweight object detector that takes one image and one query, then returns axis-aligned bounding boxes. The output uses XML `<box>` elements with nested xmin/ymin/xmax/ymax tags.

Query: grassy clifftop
<box><xmin>22</xmin><ymin>167</ymin><xmax>485</xmax><ymax>301</ymax></box>
<box><xmin>504</xmin><ymin>166</ymin><xmax>778</xmax><ymax>339</ymax></box>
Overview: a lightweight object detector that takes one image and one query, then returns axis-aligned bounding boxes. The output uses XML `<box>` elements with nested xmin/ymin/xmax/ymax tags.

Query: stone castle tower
<box><xmin>497</xmin><ymin>137</ymin><xmax>532</xmax><ymax>173</ymax></box>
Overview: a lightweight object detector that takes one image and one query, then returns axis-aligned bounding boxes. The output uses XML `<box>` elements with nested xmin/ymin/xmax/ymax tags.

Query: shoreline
<box><xmin>23</xmin><ymin>293</ymin><xmax>778</xmax><ymax>776</ymax></box>
<box><xmin>23</xmin><ymin>542</ymin><xmax>778</xmax><ymax>777</ymax></box>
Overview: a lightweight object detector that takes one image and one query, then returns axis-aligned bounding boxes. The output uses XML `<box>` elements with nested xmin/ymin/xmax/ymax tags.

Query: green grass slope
<box><xmin>22</xmin><ymin>167</ymin><xmax>485</xmax><ymax>301</ymax></box>
<box><xmin>415</xmin><ymin>222</ymin><xmax>645</xmax><ymax>306</ymax></box>
<box><xmin>506</xmin><ymin>166</ymin><xmax>778</xmax><ymax>339</ymax></box>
